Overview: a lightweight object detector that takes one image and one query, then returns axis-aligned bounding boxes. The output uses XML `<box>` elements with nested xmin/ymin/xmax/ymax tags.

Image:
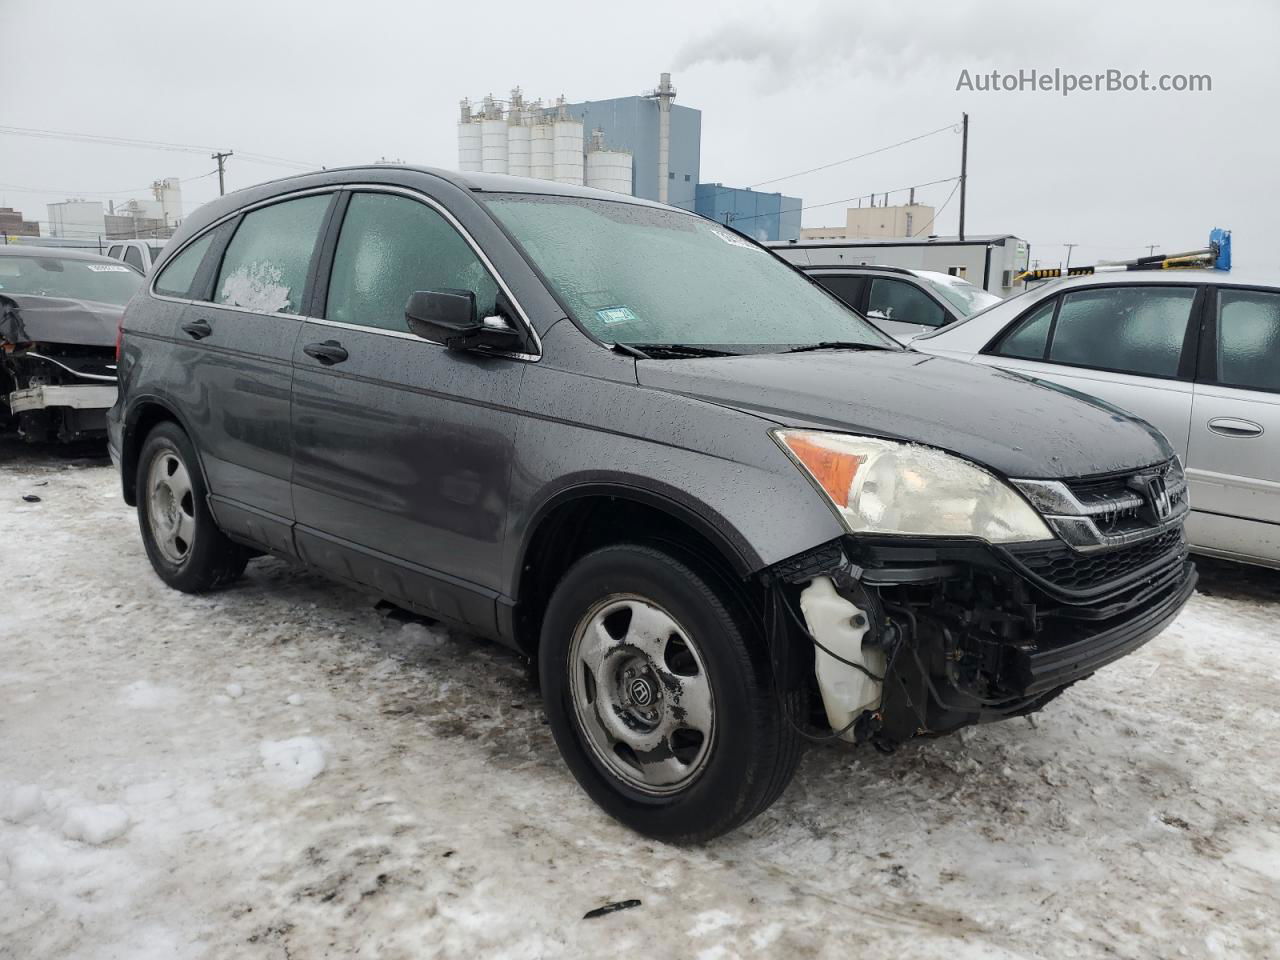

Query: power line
<box><xmin>673</xmin><ymin>120</ymin><xmax>961</xmax><ymax>212</ymax></box>
<box><xmin>728</xmin><ymin>175</ymin><xmax>960</xmax><ymax>226</ymax></box>
<box><xmin>0</xmin><ymin>169</ymin><xmax>219</xmax><ymax>201</ymax></box>
<box><xmin>749</xmin><ymin>122</ymin><xmax>958</xmax><ymax>191</ymax></box>
<box><xmin>0</xmin><ymin>125</ymin><xmax>317</xmax><ymax>170</ymax></box>
<box><xmin>912</xmin><ymin>179</ymin><xmax>961</xmax><ymax>236</ymax></box>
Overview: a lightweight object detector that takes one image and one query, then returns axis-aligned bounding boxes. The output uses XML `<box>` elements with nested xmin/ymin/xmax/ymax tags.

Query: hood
<box><xmin>636</xmin><ymin>349</ymin><xmax>1173</xmax><ymax>480</ymax></box>
<box><xmin>0</xmin><ymin>294</ymin><xmax>122</xmax><ymax>349</ymax></box>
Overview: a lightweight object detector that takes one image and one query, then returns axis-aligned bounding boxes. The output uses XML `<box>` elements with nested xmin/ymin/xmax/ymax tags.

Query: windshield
<box><xmin>0</xmin><ymin>256</ymin><xmax>142</xmax><ymax>306</ymax></box>
<box><xmin>914</xmin><ymin>270</ymin><xmax>1002</xmax><ymax>316</ymax></box>
<box><xmin>484</xmin><ymin>194</ymin><xmax>896</xmax><ymax>354</ymax></box>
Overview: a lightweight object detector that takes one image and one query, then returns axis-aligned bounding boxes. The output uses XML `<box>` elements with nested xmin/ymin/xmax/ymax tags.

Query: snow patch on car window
<box><xmin>219</xmin><ymin>261</ymin><xmax>292</xmax><ymax>314</ymax></box>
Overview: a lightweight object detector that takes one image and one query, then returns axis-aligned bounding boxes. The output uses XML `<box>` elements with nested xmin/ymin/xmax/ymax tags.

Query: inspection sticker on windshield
<box><xmin>87</xmin><ymin>264</ymin><xmax>132</xmax><ymax>272</ymax></box>
<box><xmin>596</xmin><ymin>306</ymin><xmax>640</xmax><ymax>326</ymax></box>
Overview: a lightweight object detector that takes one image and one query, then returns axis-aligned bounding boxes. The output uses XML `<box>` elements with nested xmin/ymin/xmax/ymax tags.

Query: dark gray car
<box><xmin>108</xmin><ymin>166</ymin><xmax>1195</xmax><ymax>841</ymax></box>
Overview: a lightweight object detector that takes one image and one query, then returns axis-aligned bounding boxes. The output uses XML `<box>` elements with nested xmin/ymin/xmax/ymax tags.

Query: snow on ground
<box><xmin>1</xmin><ymin>444</ymin><xmax>1278</xmax><ymax>960</ymax></box>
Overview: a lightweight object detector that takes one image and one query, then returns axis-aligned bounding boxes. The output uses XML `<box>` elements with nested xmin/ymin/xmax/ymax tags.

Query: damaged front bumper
<box><xmin>779</xmin><ymin>531</ymin><xmax>1197</xmax><ymax>746</ymax></box>
<box><xmin>9</xmin><ymin>383</ymin><xmax>118</xmax><ymax>414</ymax></box>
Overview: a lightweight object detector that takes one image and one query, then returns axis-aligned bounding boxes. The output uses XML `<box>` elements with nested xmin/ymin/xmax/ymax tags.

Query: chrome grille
<box><xmin>1013</xmin><ymin>459</ymin><xmax>1188</xmax><ymax>552</ymax></box>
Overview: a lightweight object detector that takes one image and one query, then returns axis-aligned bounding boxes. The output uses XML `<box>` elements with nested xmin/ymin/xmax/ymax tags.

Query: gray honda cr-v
<box><xmin>108</xmin><ymin>166</ymin><xmax>1195</xmax><ymax>841</ymax></box>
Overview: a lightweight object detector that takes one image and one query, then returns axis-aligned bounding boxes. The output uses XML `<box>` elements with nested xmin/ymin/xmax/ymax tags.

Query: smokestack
<box><xmin>649</xmin><ymin>72</ymin><xmax>676</xmax><ymax>205</ymax></box>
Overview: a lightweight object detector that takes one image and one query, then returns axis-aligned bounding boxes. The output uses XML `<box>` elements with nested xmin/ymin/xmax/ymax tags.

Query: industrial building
<box><xmin>0</xmin><ymin>207</ymin><xmax>40</xmax><ymax>238</ymax></box>
<box><xmin>455</xmin><ymin>73</ymin><xmax>802</xmax><ymax>240</ymax></box>
<box><xmin>45</xmin><ymin>178</ymin><xmax>183</xmax><ymax>241</ymax></box>
<box><xmin>801</xmin><ymin>201</ymin><xmax>938</xmax><ymax>241</ymax></box>
<box><xmin>458</xmin><ymin>88</ymin><xmax>639</xmax><ymax>198</ymax></box>
<box><xmin>457</xmin><ymin>74</ymin><xmax>696</xmax><ymax>205</ymax></box>
<box><xmin>694</xmin><ymin>184</ymin><xmax>802</xmax><ymax>243</ymax></box>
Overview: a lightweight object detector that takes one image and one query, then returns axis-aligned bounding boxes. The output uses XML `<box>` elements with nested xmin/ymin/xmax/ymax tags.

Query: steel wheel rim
<box><xmin>146</xmin><ymin>449</ymin><xmax>195</xmax><ymax>565</ymax></box>
<box><xmin>568</xmin><ymin>594</ymin><xmax>716</xmax><ymax>796</ymax></box>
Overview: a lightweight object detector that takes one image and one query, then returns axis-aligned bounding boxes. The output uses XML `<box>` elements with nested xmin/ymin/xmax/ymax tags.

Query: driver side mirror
<box><xmin>404</xmin><ymin>289</ymin><xmax>521</xmax><ymax>352</ymax></box>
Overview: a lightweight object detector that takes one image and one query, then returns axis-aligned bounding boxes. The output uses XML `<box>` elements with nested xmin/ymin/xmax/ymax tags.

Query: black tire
<box><xmin>135</xmin><ymin>421</ymin><xmax>248</xmax><ymax>592</ymax></box>
<box><xmin>539</xmin><ymin>543</ymin><xmax>804</xmax><ymax>842</ymax></box>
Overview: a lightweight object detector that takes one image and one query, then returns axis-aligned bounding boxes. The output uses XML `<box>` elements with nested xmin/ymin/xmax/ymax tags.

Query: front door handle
<box><xmin>181</xmin><ymin>319</ymin><xmax>212</xmax><ymax>340</ymax></box>
<box><xmin>303</xmin><ymin>340</ymin><xmax>349</xmax><ymax>365</ymax></box>
<box><xmin>1207</xmin><ymin>417</ymin><xmax>1264</xmax><ymax>438</ymax></box>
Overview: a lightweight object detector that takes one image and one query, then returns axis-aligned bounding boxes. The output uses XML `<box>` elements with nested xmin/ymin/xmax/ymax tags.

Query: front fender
<box><xmin>502</xmin><ymin>360</ymin><xmax>847</xmax><ymax>597</ymax></box>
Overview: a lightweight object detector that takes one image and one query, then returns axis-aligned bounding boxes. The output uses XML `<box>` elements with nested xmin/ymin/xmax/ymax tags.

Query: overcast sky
<box><xmin>2</xmin><ymin>0</ymin><xmax>1276</xmax><ymax>269</ymax></box>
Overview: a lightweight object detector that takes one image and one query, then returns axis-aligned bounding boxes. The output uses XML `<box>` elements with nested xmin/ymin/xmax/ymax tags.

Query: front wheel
<box><xmin>136</xmin><ymin>421</ymin><xmax>248</xmax><ymax>592</ymax></box>
<box><xmin>539</xmin><ymin>543</ymin><xmax>803</xmax><ymax>842</ymax></box>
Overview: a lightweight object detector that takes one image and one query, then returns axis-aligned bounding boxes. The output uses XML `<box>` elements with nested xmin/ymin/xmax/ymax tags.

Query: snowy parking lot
<box><xmin>1</xmin><ymin>444</ymin><xmax>1278</xmax><ymax>960</ymax></box>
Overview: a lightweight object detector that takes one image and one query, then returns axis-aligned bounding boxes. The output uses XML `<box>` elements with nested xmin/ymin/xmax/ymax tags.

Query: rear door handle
<box><xmin>303</xmin><ymin>340</ymin><xmax>349</xmax><ymax>365</ymax></box>
<box><xmin>181</xmin><ymin>319</ymin><xmax>212</xmax><ymax>340</ymax></box>
<box><xmin>1207</xmin><ymin>417</ymin><xmax>1264</xmax><ymax>438</ymax></box>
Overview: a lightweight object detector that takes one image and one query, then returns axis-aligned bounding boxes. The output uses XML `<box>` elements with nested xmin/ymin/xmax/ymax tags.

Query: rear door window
<box><xmin>1048</xmin><ymin>286</ymin><xmax>1196</xmax><ymax>377</ymax></box>
<box><xmin>866</xmin><ymin>278</ymin><xmax>947</xmax><ymax>327</ymax></box>
<box><xmin>325</xmin><ymin>192</ymin><xmax>499</xmax><ymax>333</ymax></box>
<box><xmin>993</xmin><ymin>299</ymin><xmax>1056</xmax><ymax>360</ymax></box>
<box><xmin>1213</xmin><ymin>288</ymin><xmax>1280</xmax><ymax>391</ymax></box>
<box><xmin>123</xmin><ymin>245</ymin><xmax>145</xmax><ymax>272</ymax></box>
<box><xmin>215</xmin><ymin>194</ymin><xmax>331</xmax><ymax>315</ymax></box>
<box><xmin>154</xmin><ymin>231</ymin><xmax>216</xmax><ymax>298</ymax></box>
<box><xmin>814</xmin><ymin>275</ymin><xmax>865</xmax><ymax>310</ymax></box>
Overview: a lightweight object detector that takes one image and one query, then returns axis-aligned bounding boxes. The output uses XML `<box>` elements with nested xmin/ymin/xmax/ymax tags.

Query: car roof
<box><xmin>0</xmin><ymin>245</ymin><xmax>129</xmax><ymax>264</ymax></box>
<box><xmin>1022</xmin><ymin>269</ymin><xmax>1278</xmax><ymax>291</ymax></box>
<box><xmin>220</xmin><ymin>164</ymin><xmax>671</xmax><ymax>210</ymax></box>
<box><xmin>801</xmin><ymin>264</ymin><xmax>916</xmax><ymax>278</ymax></box>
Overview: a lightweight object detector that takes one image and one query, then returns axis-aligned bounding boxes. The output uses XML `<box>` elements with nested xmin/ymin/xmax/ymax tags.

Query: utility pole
<box><xmin>211</xmin><ymin>150</ymin><xmax>233</xmax><ymax>196</ymax></box>
<box><xmin>1064</xmin><ymin>243</ymin><xmax>1077</xmax><ymax>270</ymax></box>
<box><xmin>958</xmin><ymin>113</ymin><xmax>969</xmax><ymax>241</ymax></box>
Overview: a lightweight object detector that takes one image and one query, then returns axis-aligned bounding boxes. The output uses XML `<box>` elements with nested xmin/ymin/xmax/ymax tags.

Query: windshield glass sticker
<box><xmin>709</xmin><ymin>227</ymin><xmax>759</xmax><ymax>251</ymax></box>
<box><xmin>87</xmin><ymin>264</ymin><xmax>133</xmax><ymax>273</ymax></box>
<box><xmin>596</xmin><ymin>306</ymin><xmax>640</xmax><ymax>326</ymax></box>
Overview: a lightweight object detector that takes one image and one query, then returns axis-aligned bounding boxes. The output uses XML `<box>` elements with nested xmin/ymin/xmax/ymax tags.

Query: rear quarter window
<box><xmin>154</xmin><ymin>232</ymin><xmax>216</xmax><ymax>298</ymax></box>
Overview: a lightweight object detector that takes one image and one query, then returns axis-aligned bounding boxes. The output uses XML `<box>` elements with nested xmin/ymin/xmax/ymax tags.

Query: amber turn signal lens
<box><xmin>782</xmin><ymin>433</ymin><xmax>861</xmax><ymax>507</ymax></box>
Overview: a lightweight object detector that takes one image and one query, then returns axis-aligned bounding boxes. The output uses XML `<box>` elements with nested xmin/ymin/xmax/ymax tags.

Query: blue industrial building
<box><xmin>694</xmin><ymin>184</ymin><xmax>803</xmax><ymax>242</ymax></box>
<box><xmin>562</xmin><ymin>95</ymin><xmax>701</xmax><ymax>210</ymax></box>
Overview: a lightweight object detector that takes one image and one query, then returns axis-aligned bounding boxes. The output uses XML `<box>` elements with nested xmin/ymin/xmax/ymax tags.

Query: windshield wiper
<box><xmin>611</xmin><ymin>342</ymin><xmax>652</xmax><ymax>360</ymax></box>
<box><xmin>629</xmin><ymin>343</ymin><xmax>739</xmax><ymax>358</ymax></box>
<box><xmin>783</xmin><ymin>341</ymin><xmax>893</xmax><ymax>354</ymax></box>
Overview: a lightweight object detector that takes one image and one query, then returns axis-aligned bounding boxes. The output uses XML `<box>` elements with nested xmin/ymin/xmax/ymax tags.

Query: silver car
<box><xmin>802</xmin><ymin>265</ymin><xmax>1002</xmax><ymax>342</ymax></box>
<box><xmin>913</xmin><ymin>271</ymin><xmax>1280</xmax><ymax>569</ymax></box>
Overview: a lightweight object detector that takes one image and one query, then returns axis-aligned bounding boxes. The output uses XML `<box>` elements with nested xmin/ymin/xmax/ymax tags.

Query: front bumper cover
<box><xmin>9</xmin><ymin>383</ymin><xmax>118</xmax><ymax>413</ymax></box>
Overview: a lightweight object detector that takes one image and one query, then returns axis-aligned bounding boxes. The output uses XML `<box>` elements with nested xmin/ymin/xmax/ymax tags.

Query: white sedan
<box><xmin>912</xmin><ymin>270</ymin><xmax>1280</xmax><ymax>569</ymax></box>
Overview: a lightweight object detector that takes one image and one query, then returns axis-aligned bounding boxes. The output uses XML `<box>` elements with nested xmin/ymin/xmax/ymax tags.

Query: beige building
<box><xmin>801</xmin><ymin>203</ymin><xmax>937</xmax><ymax>241</ymax></box>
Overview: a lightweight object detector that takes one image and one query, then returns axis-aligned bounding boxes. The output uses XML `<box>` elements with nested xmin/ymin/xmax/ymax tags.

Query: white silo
<box><xmin>457</xmin><ymin>99</ymin><xmax>482</xmax><ymax>172</ymax></box>
<box><xmin>585</xmin><ymin>129</ymin><xmax>633</xmax><ymax>196</ymax></box>
<box><xmin>552</xmin><ymin>103</ymin><xmax>584</xmax><ymax>186</ymax></box>
<box><xmin>530</xmin><ymin>111</ymin><xmax>555</xmax><ymax>182</ymax></box>
<box><xmin>507</xmin><ymin>98</ymin><xmax>531</xmax><ymax>179</ymax></box>
<box><xmin>479</xmin><ymin>94</ymin><xmax>508</xmax><ymax>174</ymax></box>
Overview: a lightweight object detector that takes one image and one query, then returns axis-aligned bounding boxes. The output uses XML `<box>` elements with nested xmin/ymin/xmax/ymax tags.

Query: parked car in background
<box><xmin>105</xmin><ymin>239</ymin><xmax>166</xmax><ymax>274</ymax></box>
<box><xmin>802</xmin><ymin>265</ymin><xmax>1001</xmax><ymax>341</ymax></box>
<box><xmin>914</xmin><ymin>271</ymin><xmax>1280</xmax><ymax>569</ymax></box>
<box><xmin>110</xmin><ymin>167</ymin><xmax>1195</xmax><ymax>840</ymax></box>
<box><xmin>0</xmin><ymin>246</ymin><xmax>140</xmax><ymax>442</ymax></box>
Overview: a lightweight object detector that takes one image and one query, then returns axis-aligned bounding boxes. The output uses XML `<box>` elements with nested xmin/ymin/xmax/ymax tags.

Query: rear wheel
<box><xmin>539</xmin><ymin>543</ymin><xmax>803</xmax><ymax>842</ymax></box>
<box><xmin>136</xmin><ymin>422</ymin><xmax>248</xmax><ymax>592</ymax></box>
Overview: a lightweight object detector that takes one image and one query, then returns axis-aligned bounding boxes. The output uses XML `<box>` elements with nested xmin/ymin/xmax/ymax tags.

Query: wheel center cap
<box><xmin>628</xmin><ymin>677</ymin><xmax>656</xmax><ymax>707</ymax></box>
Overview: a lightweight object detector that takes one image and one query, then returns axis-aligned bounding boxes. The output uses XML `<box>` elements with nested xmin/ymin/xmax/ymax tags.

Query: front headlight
<box><xmin>774</xmin><ymin>430</ymin><xmax>1053</xmax><ymax>544</ymax></box>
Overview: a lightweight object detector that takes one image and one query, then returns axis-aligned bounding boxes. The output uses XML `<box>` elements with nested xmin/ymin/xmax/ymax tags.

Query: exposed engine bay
<box><xmin>1</xmin><ymin>292</ymin><xmax>120</xmax><ymax>443</ymax></box>
<box><xmin>772</xmin><ymin>527</ymin><xmax>1196</xmax><ymax>749</ymax></box>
